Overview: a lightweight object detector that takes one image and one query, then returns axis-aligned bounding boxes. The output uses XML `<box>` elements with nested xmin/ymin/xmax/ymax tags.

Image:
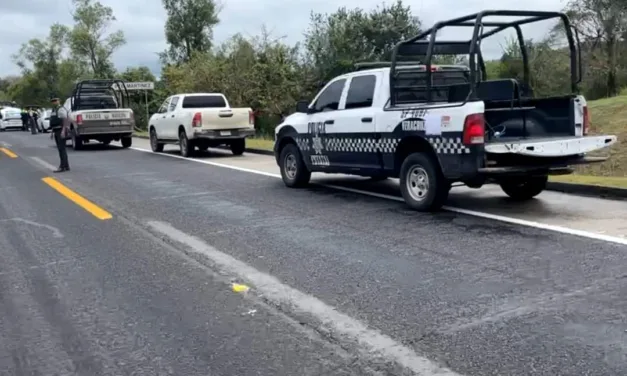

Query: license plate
<box><xmin>220</xmin><ymin>131</ymin><xmax>231</xmax><ymax>136</ymax></box>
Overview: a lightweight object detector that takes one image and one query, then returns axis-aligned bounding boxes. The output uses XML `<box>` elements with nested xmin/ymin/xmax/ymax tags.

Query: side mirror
<box><xmin>296</xmin><ymin>100</ymin><xmax>310</xmax><ymax>113</ymax></box>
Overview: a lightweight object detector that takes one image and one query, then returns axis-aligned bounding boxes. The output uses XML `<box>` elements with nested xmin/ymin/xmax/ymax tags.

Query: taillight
<box><xmin>192</xmin><ymin>112</ymin><xmax>202</xmax><ymax>127</ymax></box>
<box><xmin>462</xmin><ymin>113</ymin><xmax>485</xmax><ymax>145</ymax></box>
<box><xmin>76</xmin><ymin>114</ymin><xmax>83</xmax><ymax>125</ymax></box>
<box><xmin>249</xmin><ymin>110</ymin><xmax>254</xmax><ymax>125</ymax></box>
<box><xmin>583</xmin><ymin>105</ymin><xmax>590</xmax><ymax>135</ymax></box>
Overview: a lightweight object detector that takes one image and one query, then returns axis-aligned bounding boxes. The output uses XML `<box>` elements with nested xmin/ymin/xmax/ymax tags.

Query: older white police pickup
<box><xmin>273</xmin><ymin>10</ymin><xmax>617</xmax><ymax>212</ymax></box>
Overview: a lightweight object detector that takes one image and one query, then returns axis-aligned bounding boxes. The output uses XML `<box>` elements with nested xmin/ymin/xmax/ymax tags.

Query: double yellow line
<box><xmin>1</xmin><ymin>146</ymin><xmax>111</xmax><ymax>220</ymax></box>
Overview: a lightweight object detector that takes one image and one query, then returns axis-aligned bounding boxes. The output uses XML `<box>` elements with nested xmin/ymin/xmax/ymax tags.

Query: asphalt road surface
<box><xmin>1</xmin><ymin>131</ymin><xmax>626</xmax><ymax>376</ymax></box>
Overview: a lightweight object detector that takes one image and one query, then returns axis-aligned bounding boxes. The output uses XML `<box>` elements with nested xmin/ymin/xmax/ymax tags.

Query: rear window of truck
<box><xmin>182</xmin><ymin>95</ymin><xmax>227</xmax><ymax>108</ymax></box>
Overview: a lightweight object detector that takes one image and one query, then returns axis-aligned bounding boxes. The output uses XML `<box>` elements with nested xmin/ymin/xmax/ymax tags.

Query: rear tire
<box><xmin>230</xmin><ymin>138</ymin><xmax>245</xmax><ymax>155</ymax></box>
<box><xmin>179</xmin><ymin>130</ymin><xmax>192</xmax><ymax>157</ymax></box>
<box><xmin>71</xmin><ymin>129</ymin><xmax>83</xmax><ymax>150</ymax></box>
<box><xmin>399</xmin><ymin>152</ymin><xmax>449</xmax><ymax>211</ymax></box>
<box><xmin>499</xmin><ymin>176</ymin><xmax>547</xmax><ymax>201</ymax></box>
<box><xmin>121</xmin><ymin>137</ymin><xmax>132</xmax><ymax>148</ymax></box>
<box><xmin>150</xmin><ymin>128</ymin><xmax>164</xmax><ymax>152</ymax></box>
<box><xmin>279</xmin><ymin>143</ymin><xmax>311</xmax><ymax>188</ymax></box>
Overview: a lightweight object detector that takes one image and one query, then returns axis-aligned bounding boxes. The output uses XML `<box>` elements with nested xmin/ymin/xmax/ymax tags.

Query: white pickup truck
<box><xmin>0</xmin><ymin>106</ymin><xmax>23</xmax><ymax>131</ymax></box>
<box><xmin>274</xmin><ymin>10</ymin><xmax>618</xmax><ymax>211</ymax></box>
<box><xmin>148</xmin><ymin>93</ymin><xmax>255</xmax><ymax>157</ymax></box>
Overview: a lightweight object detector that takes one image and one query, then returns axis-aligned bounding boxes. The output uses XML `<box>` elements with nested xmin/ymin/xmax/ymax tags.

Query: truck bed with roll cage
<box><xmin>64</xmin><ymin>79</ymin><xmax>135</xmax><ymax>150</ymax></box>
<box><xmin>272</xmin><ymin>10</ymin><xmax>617</xmax><ymax>211</ymax></box>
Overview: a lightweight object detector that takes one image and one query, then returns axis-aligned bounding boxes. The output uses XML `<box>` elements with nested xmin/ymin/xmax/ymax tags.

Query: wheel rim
<box><xmin>406</xmin><ymin>166</ymin><xmax>429</xmax><ymax>202</ymax></box>
<box><xmin>284</xmin><ymin>153</ymin><xmax>297</xmax><ymax>179</ymax></box>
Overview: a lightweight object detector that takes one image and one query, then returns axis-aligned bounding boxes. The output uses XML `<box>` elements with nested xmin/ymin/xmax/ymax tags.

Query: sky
<box><xmin>0</xmin><ymin>0</ymin><xmax>568</xmax><ymax>78</ymax></box>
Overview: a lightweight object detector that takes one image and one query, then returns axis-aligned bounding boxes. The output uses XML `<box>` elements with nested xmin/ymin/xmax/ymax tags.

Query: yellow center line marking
<box><xmin>0</xmin><ymin>147</ymin><xmax>17</xmax><ymax>158</ymax></box>
<box><xmin>41</xmin><ymin>177</ymin><xmax>112</xmax><ymax>220</ymax></box>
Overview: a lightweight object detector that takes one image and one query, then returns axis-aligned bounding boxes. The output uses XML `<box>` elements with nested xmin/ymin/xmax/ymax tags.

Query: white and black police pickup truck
<box><xmin>273</xmin><ymin>10</ymin><xmax>617</xmax><ymax>211</ymax></box>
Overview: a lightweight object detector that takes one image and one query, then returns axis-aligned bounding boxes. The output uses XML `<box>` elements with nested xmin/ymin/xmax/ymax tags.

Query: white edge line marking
<box><xmin>148</xmin><ymin>220</ymin><xmax>463</xmax><ymax>376</ymax></box>
<box><xmin>30</xmin><ymin>156</ymin><xmax>57</xmax><ymax>171</ymax></box>
<box><xmin>129</xmin><ymin>146</ymin><xmax>627</xmax><ymax>246</ymax></box>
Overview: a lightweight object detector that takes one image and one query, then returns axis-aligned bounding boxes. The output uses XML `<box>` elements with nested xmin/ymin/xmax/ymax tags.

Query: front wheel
<box><xmin>279</xmin><ymin>143</ymin><xmax>311</xmax><ymax>188</ymax></box>
<box><xmin>399</xmin><ymin>152</ymin><xmax>450</xmax><ymax>211</ymax></box>
<box><xmin>230</xmin><ymin>138</ymin><xmax>245</xmax><ymax>155</ymax></box>
<box><xmin>499</xmin><ymin>176</ymin><xmax>548</xmax><ymax>201</ymax></box>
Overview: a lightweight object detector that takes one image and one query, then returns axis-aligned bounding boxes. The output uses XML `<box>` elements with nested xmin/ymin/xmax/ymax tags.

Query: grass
<box><xmin>132</xmin><ymin>129</ymin><xmax>275</xmax><ymax>151</ymax></box>
<box><xmin>133</xmin><ymin>96</ymin><xmax>627</xmax><ymax>189</ymax></box>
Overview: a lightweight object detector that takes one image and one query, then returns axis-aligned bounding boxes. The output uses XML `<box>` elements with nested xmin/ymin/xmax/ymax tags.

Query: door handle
<box><xmin>171</xmin><ymin>114</ymin><xmax>175</xmax><ymax>117</ymax></box>
<box><xmin>324</xmin><ymin>120</ymin><xmax>334</xmax><ymax>125</ymax></box>
<box><xmin>161</xmin><ymin>116</ymin><xmax>166</xmax><ymax>119</ymax></box>
<box><xmin>361</xmin><ymin>117</ymin><xmax>373</xmax><ymax>123</ymax></box>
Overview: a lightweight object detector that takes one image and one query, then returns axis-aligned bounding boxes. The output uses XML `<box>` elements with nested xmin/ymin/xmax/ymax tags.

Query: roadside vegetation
<box><xmin>2</xmin><ymin>0</ymin><xmax>627</xmax><ymax>187</ymax></box>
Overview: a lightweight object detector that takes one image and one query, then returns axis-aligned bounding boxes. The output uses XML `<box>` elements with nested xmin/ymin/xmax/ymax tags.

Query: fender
<box><xmin>274</xmin><ymin>124</ymin><xmax>299</xmax><ymax>164</ymax></box>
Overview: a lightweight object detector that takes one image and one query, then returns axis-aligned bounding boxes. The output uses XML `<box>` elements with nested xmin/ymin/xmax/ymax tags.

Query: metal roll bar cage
<box><xmin>389</xmin><ymin>10</ymin><xmax>581</xmax><ymax>106</ymax></box>
<box><xmin>71</xmin><ymin>79</ymin><xmax>129</xmax><ymax>111</ymax></box>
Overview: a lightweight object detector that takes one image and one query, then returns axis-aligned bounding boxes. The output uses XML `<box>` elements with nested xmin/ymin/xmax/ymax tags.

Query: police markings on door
<box><xmin>307</xmin><ymin>121</ymin><xmax>330</xmax><ymax>166</ymax></box>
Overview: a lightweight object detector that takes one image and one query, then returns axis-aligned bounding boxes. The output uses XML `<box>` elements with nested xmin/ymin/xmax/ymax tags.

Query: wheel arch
<box><xmin>394</xmin><ymin>136</ymin><xmax>443</xmax><ymax>176</ymax></box>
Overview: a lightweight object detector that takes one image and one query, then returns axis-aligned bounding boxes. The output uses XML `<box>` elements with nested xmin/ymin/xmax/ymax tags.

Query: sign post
<box><xmin>118</xmin><ymin>81</ymin><xmax>155</xmax><ymax>130</ymax></box>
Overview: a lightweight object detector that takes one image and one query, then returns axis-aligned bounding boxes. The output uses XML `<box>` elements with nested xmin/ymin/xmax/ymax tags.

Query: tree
<box><xmin>161</xmin><ymin>0</ymin><xmax>221</xmax><ymax>64</ymax></box>
<box><xmin>68</xmin><ymin>0</ymin><xmax>126</xmax><ymax>78</ymax></box>
<box><xmin>11</xmin><ymin>23</ymin><xmax>71</xmax><ymax>100</ymax></box>
<box><xmin>565</xmin><ymin>0</ymin><xmax>627</xmax><ymax>96</ymax></box>
<box><xmin>304</xmin><ymin>0</ymin><xmax>421</xmax><ymax>84</ymax></box>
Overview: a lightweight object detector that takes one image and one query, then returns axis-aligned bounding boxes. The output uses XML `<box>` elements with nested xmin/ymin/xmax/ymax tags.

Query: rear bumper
<box><xmin>192</xmin><ymin>128</ymin><xmax>255</xmax><ymax>140</ymax></box>
<box><xmin>478</xmin><ymin>156</ymin><xmax>607</xmax><ymax>177</ymax></box>
<box><xmin>75</xmin><ymin>122</ymin><xmax>133</xmax><ymax>136</ymax></box>
<box><xmin>1</xmin><ymin>120</ymin><xmax>23</xmax><ymax>129</ymax></box>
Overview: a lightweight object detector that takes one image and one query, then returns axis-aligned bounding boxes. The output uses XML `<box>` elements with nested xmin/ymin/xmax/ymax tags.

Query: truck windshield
<box><xmin>182</xmin><ymin>95</ymin><xmax>227</xmax><ymax>108</ymax></box>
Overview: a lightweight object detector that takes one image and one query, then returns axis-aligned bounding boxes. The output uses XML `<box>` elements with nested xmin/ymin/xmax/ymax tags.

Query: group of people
<box><xmin>20</xmin><ymin>107</ymin><xmax>40</xmax><ymax>133</ymax></box>
<box><xmin>9</xmin><ymin>97</ymin><xmax>70</xmax><ymax>173</ymax></box>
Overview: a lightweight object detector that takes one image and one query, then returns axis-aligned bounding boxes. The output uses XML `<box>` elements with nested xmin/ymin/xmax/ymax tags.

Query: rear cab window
<box><xmin>344</xmin><ymin>75</ymin><xmax>377</xmax><ymax>109</ymax></box>
<box><xmin>182</xmin><ymin>95</ymin><xmax>227</xmax><ymax>108</ymax></box>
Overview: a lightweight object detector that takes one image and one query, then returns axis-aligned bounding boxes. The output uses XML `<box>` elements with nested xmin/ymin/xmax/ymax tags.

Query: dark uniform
<box><xmin>49</xmin><ymin>97</ymin><xmax>70</xmax><ymax>172</ymax></box>
<box><xmin>20</xmin><ymin>108</ymin><xmax>28</xmax><ymax>131</ymax></box>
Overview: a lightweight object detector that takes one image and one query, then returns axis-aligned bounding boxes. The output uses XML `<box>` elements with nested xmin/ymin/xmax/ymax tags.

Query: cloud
<box><xmin>0</xmin><ymin>0</ymin><xmax>565</xmax><ymax>78</ymax></box>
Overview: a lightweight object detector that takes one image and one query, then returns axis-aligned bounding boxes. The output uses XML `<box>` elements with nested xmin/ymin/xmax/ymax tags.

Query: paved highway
<box><xmin>0</xmin><ymin>131</ymin><xmax>626</xmax><ymax>376</ymax></box>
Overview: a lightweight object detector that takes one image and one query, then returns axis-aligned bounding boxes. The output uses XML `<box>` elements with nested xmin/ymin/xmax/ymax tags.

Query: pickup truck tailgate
<box><xmin>76</xmin><ymin>109</ymin><xmax>134</xmax><ymax>135</ymax></box>
<box><xmin>200</xmin><ymin>108</ymin><xmax>252</xmax><ymax>130</ymax></box>
<box><xmin>485</xmin><ymin>135</ymin><xmax>616</xmax><ymax>157</ymax></box>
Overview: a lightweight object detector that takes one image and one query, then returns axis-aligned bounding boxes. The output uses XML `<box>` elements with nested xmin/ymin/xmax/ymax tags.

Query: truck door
<box><xmin>163</xmin><ymin>96</ymin><xmax>180</xmax><ymax>138</ymax></box>
<box><xmin>305</xmin><ymin>78</ymin><xmax>347</xmax><ymax>169</ymax></box>
<box><xmin>330</xmin><ymin>73</ymin><xmax>380</xmax><ymax>170</ymax></box>
<box><xmin>152</xmin><ymin>97</ymin><xmax>171</xmax><ymax>138</ymax></box>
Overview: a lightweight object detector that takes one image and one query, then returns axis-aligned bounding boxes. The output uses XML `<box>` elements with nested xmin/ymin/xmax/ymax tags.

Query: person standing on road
<box><xmin>49</xmin><ymin>96</ymin><xmax>70</xmax><ymax>173</ymax></box>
